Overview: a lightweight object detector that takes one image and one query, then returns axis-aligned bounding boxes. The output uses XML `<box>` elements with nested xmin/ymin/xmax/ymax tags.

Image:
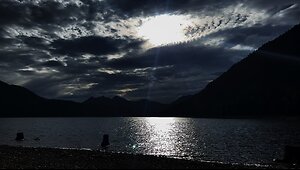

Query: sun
<box><xmin>137</xmin><ymin>14</ymin><xmax>191</xmax><ymax>46</ymax></box>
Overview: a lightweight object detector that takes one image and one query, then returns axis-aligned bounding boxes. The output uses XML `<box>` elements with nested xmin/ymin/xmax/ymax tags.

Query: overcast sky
<box><xmin>0</xmin><ymin>0</ymin><xmax>299</xmax><ymax>103</ymax></box>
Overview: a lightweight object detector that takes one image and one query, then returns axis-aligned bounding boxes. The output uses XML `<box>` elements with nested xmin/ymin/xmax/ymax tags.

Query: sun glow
<box><xmin>137</xmin><ymin>14</ymin><xmax>191</xmax><ymax>46</ymax></box>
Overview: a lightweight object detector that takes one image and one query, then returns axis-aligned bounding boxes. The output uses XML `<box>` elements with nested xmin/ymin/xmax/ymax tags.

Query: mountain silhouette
<box><xmin>83</xmin><ymin>96</ymin><xmax>166</xmax><ymax>116</ymax></box>
<box><xmin>0</xmin><ymin>80</ymin><xmax>84</xmax><ymax>116</ymax></box>
<box><xmin>0</xmin><ymin>80</ymin><xmax>165</xmax><ymax>116</ymax></box>
<box><xmin>167</xmin><ymin>23</ymin><xmax>300</xmax><ymax>118</ymax></box>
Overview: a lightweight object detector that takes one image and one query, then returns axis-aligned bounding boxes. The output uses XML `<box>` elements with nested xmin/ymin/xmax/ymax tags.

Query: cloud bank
<box><xmin>0</xmin><ymin>0</ymin><xmax>299</xmax><ymax>102</ymax></box>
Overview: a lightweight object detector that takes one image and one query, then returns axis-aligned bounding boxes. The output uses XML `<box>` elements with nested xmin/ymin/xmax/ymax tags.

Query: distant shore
<box><xmin>0</xmin><ymin>145</ymin><xmax>294</xmax><ymax>169</ymax></box>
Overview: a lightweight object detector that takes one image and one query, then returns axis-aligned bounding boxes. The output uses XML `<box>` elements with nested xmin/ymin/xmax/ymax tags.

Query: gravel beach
<box><xmin>0</xmin><ymin>145</ymin><xmax>293</xmax><ymax>169</ymax></box>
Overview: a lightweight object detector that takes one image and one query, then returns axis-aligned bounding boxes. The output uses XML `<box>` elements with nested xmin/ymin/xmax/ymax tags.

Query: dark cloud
<box><xmin>106</xmin><ymin>0</ymin><xmax>236</xmax><ymax>17</ymax></box>
<box><xmin>0</xmin><ymin>37</ymin><xmax>16</xmax><ymax>46</ymax></box>
<box><xmin>42</xmin><ymin>60</ymin><xmax>65</xmax><ymax>68</ymax></box>
<box><xmin>0</xmin><ymin>0</ymin><xmax>24</xmax><ymax>25</ymax></box>
<box><xmin>0</xmin><ymin>0</ymin><xmax>73</xmax><ymax>26</ymax></box>
<box><xmin>248</xmin><ymin>0</ymin><xmax>300</xmax><ymax>23</ymax></box>
<box><xmin>22</xmin><ymin>76</ymin><xmax>70</xmax><ymax>99</ymax></box>
<box><xmin>51</xmin><ymin>36</ymin><xmax>123</xmax><ymax>56</ymax></box>
<box><xmin>201</xmin><ymin>24</ymin><xmax>293</xmax><ymax>49</ymax></box>
<box><xmin>51</xmin><ymin>36</ymin><xmax>144</xmax><ymax>56</ymax></box>
<box><xmin>28</xmin><ymin>1</ymin><xmax>79</xmax><ymax>25</ymax></box>
<box><xmin>0</xmin><ymin>0</ymin><xmax>299</xmax><ymax>103</ymax></box>
<box><xmin>0</xmin><ymin>50</ymin><xmax>42</xmax><ymax>67</ymax></box>
<box><xmin>248</xmin><ymin>0</ymin><xmax>299</xmax><ymax>9</ymax></box>
<box><xmin>0</xmin><ymin>0</ymin><xmax>110</xmax><ymax>27</ymax></box>
<box><xmin>96</xmin><ymin>41</ymin><xmax>246</xmax><ymax>102</ymax></box>
<box><xmin>20</xmin><ymin>36</ymin><xmax>50</xmax><ymax>49</ymax></box>
<box><xmin>106</xmin><ymin>43</ymin><xmax>235</xmax><ymax>70</ymax></box>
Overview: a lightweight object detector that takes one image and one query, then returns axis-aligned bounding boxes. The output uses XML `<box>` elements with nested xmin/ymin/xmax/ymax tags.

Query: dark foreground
<box><xmin>0</xmin><ymin>145</ymin><xmax>296</xmax><ymax>169</ymax></box>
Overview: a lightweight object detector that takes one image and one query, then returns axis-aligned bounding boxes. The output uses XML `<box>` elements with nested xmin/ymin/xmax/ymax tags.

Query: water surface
<box><xmin>0</xmin><ymin>117</ymin><xmax>300</xmax><ymax>164</ymax></box>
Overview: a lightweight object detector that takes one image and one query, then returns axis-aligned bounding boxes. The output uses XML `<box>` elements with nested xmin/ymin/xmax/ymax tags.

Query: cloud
<box><xmin>96</xmin><ymin>41</ymin><xmax>245</xmax><ymax>101</ymax></box>
<box><xmin>106</xmin><ymin>0</ymin><xmax>237</xmax><ymax>17</ymax></box>
<box><xmin>106</xmin><ymin>42</ymin><xmax>235</xmax><ymax>70</ymax></box>
<box><xmin>42</xmin><ymin>60</ymin><xmax>65</xmax><ymax>68</ymax></box>
<box><xmin>199</xmin><ymin>24</ymin><xmax>293</xmax><ymax>49</ymax></box>
<box><xmin>0</xmin><ymin>0</ymin><xmax>299</xmax><ymax>103</ymax></box>
<box><xmin>0</xmin><ymin>0</ymin><xmax>75</xmax><ymax>26</ymax></box>
<box><xmin>51</xmin><ymin>35</ymin><xmax>145</xmax><ymax>57</ymax></box>
<box><xmin>51</xmin><ymin>36</ymin><xmax>124</xmax><ymax>56</ymax></box>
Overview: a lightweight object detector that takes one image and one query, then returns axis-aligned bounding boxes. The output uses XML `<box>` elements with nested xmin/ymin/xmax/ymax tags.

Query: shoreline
<box><xmin>0</xmin><ymin>145</ymin><xmax>294</xmax><ymax>169</ymax></box>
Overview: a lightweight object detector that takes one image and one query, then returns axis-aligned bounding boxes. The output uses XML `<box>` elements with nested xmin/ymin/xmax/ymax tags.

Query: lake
<box><xmin>0</xmin><ymin>117</ymin><xmax>300</xmax><ymax>165</ymax></box>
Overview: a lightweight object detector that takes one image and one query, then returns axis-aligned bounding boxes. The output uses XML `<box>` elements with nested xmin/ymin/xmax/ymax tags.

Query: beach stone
<box><xmin>283</xmin><ymin>145</ymin><xmax>300</xmax><ymax>164</ymax></box>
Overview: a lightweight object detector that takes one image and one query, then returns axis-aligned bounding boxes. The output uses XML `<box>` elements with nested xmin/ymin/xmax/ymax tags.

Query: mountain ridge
<box><xmin>0</xmin><ymin>80</ymin><xmax>166</xmax><ymax>117</ymax></box>
<box><xmin>166</xmin><ymin>23</ymin><xmax>300</xmax><ymax>117</ymax></box>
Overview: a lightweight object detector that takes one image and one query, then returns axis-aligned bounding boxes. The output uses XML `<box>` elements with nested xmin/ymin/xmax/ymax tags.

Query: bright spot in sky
<box><xmin>137</xmin><ymin>14</ymin><xmax>191</xmax><ymax>46</ymax></box>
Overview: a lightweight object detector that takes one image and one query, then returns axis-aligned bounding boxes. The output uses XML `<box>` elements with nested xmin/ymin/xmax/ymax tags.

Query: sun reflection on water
<box><xmin>126</xmin><ymin>117</ymin><xmax>197</xmax><ymax>159</ymax></box>
<box><xmin>142</xmin><ymin>117</ymin><xmax>179</xmax><ymax>156</ymax></box>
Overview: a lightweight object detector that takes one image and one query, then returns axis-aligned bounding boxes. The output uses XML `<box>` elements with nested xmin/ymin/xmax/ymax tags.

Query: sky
<box><xmin>0</xmin><ymin>0</ymin><xmax>299</xmax><ymax>103</ymax></box>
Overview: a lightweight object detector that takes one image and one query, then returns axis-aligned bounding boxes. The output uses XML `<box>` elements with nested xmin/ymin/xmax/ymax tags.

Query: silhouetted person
<box><xmin>15</xmin><ymin>132</ymin><xmax>24</xmax><ymax>141</ymax></box>
<box><xmin>101</xmin><ymin>134</ymin><xmax>110</xmax><ymax>147</ymax></box>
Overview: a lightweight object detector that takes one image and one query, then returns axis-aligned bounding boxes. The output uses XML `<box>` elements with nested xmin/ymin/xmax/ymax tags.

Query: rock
<box><xmin>283</xmin><ymin>145</ymin><xmax>300</xmax><ymax>164</ymax></box>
